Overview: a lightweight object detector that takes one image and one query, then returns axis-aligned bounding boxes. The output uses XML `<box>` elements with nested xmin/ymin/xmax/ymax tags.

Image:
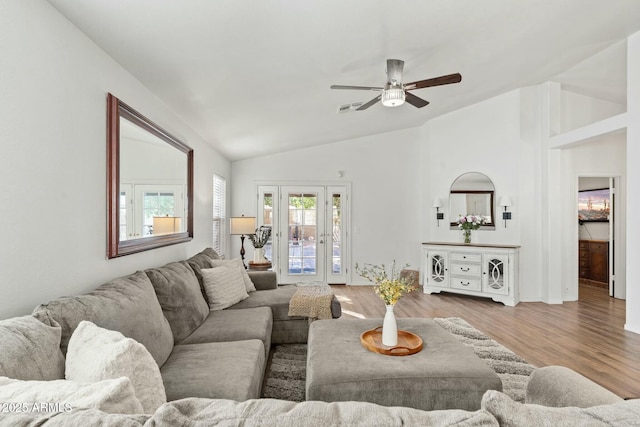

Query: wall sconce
<box><xmin>230</xmin><ymin>215</ymin><xmax>257</xmax><ymax>268</ymax></box>
<box><xmin>433</xmin><ymin>198</ymin><xmax>444</xmax><ymax>227</ymax></box>
<box><xmin>500</xmin><ymin>197</ymin><xmax>512</xmax><ymax>227</ymax></box>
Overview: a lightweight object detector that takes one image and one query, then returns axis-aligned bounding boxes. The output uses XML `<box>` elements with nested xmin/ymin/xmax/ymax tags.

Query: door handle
<box><xmin>319</xmin><ymin>240</ymin><xmax>324</xmax><ymax>244</ymax></box>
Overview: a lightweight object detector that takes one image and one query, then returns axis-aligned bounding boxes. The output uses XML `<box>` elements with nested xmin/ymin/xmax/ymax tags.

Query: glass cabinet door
<box><xmin>483</xmin><ymin>254</ymin><xmax>509</xmax><ymax>295</ymax></box>
<box><xmin>428</xmin><ymin>251</ymin><xmax>449</xmax><ymax>288</ymax></box>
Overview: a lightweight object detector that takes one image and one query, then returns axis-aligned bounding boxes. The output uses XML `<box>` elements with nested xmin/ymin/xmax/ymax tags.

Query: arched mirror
<box><xmin>449</xmin><ymin>172</ymin><xmax>495</xmax><ymax>227</ymax></box>
<box><xmin>107</xmin><ymin>93</ymin><xmax>193</xmax><ymax>258</ymax></box>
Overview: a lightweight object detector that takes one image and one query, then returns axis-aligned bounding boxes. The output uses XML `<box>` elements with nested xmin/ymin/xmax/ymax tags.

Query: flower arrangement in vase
<box><xmin>456</xmin><ymin>214</ymin><xmax>486</xmax><ymax>244</ymax></box>
<box><xmin>248</xmin><ymin>226</ymin><xmax>272</xmax><ymax>263</ymax></box>
<box><xmin>355</xmin><ymin>261</ymin><xmax>417</xmax><ymax>346</ymax></box>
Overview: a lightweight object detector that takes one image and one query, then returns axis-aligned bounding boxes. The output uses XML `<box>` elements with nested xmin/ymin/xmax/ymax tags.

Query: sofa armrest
<box><xmin>248</xmin><ymin>271</ymin><xmax>278</xmax><ymax>290</ymax></box>
<box><xmin>526</xmin><ymin>366</ymin><xmax>623</xmax><ymax>408</ymax></box>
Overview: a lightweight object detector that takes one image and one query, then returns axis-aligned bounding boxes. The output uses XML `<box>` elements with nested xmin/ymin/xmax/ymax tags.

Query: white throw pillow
<box><xmin>201</xmin><ymin>265</ymin><xmax>250</xmax><ymax>310</ymax></box>
<box><xmin>65</xmin><ymin>321</ymin><xmax>166</xmax><ymax>414</ymax></box>
<box><xmin>0</xmin><ymin>376</ymin><xmax>144</xmax><ymax>414</ymax></box>
<box><xmin>210</xmin><ymin>258</ymin><xmax>256</xmax><ymax>292</ymax></box>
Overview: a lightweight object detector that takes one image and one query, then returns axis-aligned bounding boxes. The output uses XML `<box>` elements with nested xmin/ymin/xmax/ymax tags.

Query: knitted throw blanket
<box><xmin>288</xmin><ymin>285</ymin><xmax>334</xmax><ymax>320</ymax></box>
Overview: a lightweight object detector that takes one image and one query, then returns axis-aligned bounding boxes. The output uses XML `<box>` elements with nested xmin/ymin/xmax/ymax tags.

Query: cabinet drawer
<box><xmin>579</xmin><ymin>269</ymin><xmax>590</xmax><ymax>278</ymax></box>
<box><xmin>450</xmin><ymin>262</ymin><xmax>482</xmax><ymax>277</ymax></box>
<box><xmin>579</xmin><ymin>241</ymin><xmax>589</xmax><ymax>249</ymax></box>
<box><xmin>450</xmin><ymin>252</ymin><xmax>481</xmax><ymax>263</ymax></box>
<box><xmin>450</xmin><ymin>277</ymin><xmax>482</xmax><ymax>291</ymax></box>
<box><xmin>579</xmin><ymin>259</ymin><xmax>590</xmax><ymax>268</ymax></box>
<box><xmin>589</xmin><ymin>242</ymin><xmax>608</xmax><ymax>252</ymax></box>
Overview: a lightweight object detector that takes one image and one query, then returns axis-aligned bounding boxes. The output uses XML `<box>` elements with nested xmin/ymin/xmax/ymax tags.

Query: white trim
<box><xmin>549</xmin><ymin>113</ymin><xmax>627</xmax><ymax>149</ymax></box>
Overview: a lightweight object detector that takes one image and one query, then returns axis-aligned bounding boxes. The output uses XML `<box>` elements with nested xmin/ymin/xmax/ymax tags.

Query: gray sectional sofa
<box><xmin>29</xmin><ymin>247</ymin><xmax>340</xmax><ymax>402</ymax></box>
<box><xmin>0</xmin><ymin>247</ymin><xmax>638</xmax><ymax>426</ymax></box>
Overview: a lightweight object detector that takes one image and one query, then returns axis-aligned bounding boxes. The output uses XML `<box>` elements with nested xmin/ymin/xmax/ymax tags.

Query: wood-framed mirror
<box><xmin>449</xmin><ymin>172</ymin><xmax>495</xmax><ymax>228</ymax></box>
<box><xmin>107</xmin><ymin>93</ymin><xmax>193</xmax><ymax>258</ymax></box>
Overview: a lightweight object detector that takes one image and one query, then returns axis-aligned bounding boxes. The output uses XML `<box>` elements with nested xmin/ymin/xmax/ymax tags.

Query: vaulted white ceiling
<box><xmin>47</xmin><ymin>0</ymin><xmax>640</xmax><ymax>160</ymax></box>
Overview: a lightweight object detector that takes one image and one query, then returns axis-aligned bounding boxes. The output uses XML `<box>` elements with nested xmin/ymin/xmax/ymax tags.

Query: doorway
<box><xmin>257</xmin><ymin>184</ymin><xmax>350</xmax><ymax>285</ymax></box>
<box><xmin>578</xmin><ymin>176</ymin><xmax>621</xmax><ymax>299</ymax></box>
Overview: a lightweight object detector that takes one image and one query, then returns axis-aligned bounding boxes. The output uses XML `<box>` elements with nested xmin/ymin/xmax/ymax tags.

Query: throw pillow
<box><xmin>187</xmin><ymin>251</ymin><xmax>219</xmax><ymax>306</ymax></box>
<box><xmin>0</xmin><ymin>376</ymin><xmax>144</xmax><ymax>414</ymax></box>
<box><xmin>65</xmin><ymin>320</ymin><xmax>166</xmax><ymax>414</ymax></box>
<box><xmin>0</xmin><ymin>315</ymin><xmax>65</xmax><ymax>381</ymax></box>
<box><xmin>482</xmin><ymin>390</ymin><xmax>640</xmax><ymax>427</ymax></box>
<box><xmin>32</xmin><ymin>270</ymin><xmax>174</xmax><ymax>368</ymax></box>
<box><xmin>201</xmin><ymin>266</ymin><xmax>250</xmax><ymax>310</ymax></box>
<box><xmin>145</xmin><ymin>261</ymin><xmax>209</xmax><ymax>343</ymax></box>
<box><xmin>210</xmin><ymin>258</ymin><xmax>256</xmax><ymax>292</ymax></box>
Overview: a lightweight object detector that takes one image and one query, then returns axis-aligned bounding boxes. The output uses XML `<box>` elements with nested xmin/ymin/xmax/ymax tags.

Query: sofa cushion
<box><xmin>0</xmin><ymin>315</ymin><xmax>65</xmax><ymax>381</ymax></box>
<box><xmin>65</xmin><ymin>321</ymin><xmax>166</xmax><ymax>414</ymax></box>
<box><xmin>161</xmin><ymin>340</ymin><xmax>265</xmax><ymax>402</ymax></box>
<box><xmin>210</xmin><ymin>258</ymin><xmax>256</xmax><ymax>292</ymax></box>
<box><xmin>0</xmin><ymin>376</ymin><xmax>144</xmax><ymax>414</ymax></box>
<box><xmin>201</xmin><ymin>266</ymin><xmax>249</xmax><ymax>310</ymax></box>
<box><xmin>32</xmin><ymin>270</ymin><xmax>174</xmax><ymax>368</ymax></box>
<box><xmin>186</xmin><ymin>248</ymin><xmax>220</xmax><ymax>305</ymax></box>
<box><xmin>150</xmin><ymin>398</ymin><xmax>499</xmax><ymax>426</ymax></box>
<box><xmin>228</xmin><ymin>286</ymin><xmax>302</xmax><ymax>321</ymax></box>
<box><xmin>482</xmin><ymin>390</ymin><xmax>640</xmax><ymax>427</ymax></box>
<box><xmin>145</xmin><ymin>261</ymin><xmax>209</xmax><ymax>342</ymax></box>
<box><xmin>180</xmin><ymin>307</ymin><xmax>272</xmax><ymax>358</ymax></box>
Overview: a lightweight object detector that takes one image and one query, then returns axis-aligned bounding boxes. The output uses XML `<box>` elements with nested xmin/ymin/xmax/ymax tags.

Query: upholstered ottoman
<box><xmin>306</xmin><ymin>318</ymin><xmax>502</xmax><ymax>411</ymax></box>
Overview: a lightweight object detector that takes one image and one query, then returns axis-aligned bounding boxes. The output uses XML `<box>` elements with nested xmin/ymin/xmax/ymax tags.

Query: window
<box><xmin>213</xmin><ymin>174</ymin><xmax>226</xmax><ymax>257</ymax></box>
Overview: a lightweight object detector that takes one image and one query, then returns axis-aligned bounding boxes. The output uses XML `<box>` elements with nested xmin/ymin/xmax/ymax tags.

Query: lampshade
<box><xmin>500</xmin><ymin>196</ymin><xmax>512</xmax><ymax>208</ymax></box>
<box><xmin>230</xmin><ymin>216</ymin><xmax>256</xmax><ymax>235</ymax></box>
<box><xmin>432</xmin><ymin>198</ymin><xmax>442</xmax><ymax>208</ymax></box>
<box><xmin>381</xmin><ymin>87</ymin><xmax>405</xmax><ymax>107</ymax></box>
<box><xmin>153</xmin><ymin>216</ymin><xmax>181</xmax><ymax>235</ymax></box>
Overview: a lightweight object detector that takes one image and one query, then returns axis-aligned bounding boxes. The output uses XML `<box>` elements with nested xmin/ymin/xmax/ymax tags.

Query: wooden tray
<box><xmin>360</xmin><ymin>327</ymin><xmax>423</xmax><ymax>356</ymax></box>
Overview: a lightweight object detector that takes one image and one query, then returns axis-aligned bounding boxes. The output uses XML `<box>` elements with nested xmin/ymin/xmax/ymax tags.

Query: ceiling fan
<box><xmin>331</xmin><ymin>59</ymin><xmax>461</xmax><ymax>110</ymax></box>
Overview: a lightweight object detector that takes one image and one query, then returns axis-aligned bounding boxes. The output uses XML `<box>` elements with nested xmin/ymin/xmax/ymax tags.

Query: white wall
<box><xmin>626</xmin><ymin>31</ymin><xmax>640</xmax><ymax>333</ymax></box>
<box><xmin>231</xmin><ymin>127</ymin><xmax>423</xmax><ymax>283</ymax></box>
<box><xmin>0</xmin><ymin>0</ymin><xmax>230</xmax><ymax>318</ymax></box>
<box><xmin>561</xmin><ymin>90</ymin><xmax>626</xmax><ymax>134</ymax></box>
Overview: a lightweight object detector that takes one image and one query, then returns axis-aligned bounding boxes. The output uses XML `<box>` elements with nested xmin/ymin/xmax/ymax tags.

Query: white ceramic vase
<box><xmin>382</xmin><ymin>304</ymin><xmax>398</xmax><ymax>347</ymax></box>
<box><xmin>253</xmin><ymin>247</ymin><xmax>266</xmax><ymax>263</ymax></box>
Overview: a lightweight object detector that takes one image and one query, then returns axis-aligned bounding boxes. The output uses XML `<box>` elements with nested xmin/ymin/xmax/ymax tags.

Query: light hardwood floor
<box><xmin>330</xmin><ymin>283</ymin><xmax>640</xmax><ymax>399</ymax></box>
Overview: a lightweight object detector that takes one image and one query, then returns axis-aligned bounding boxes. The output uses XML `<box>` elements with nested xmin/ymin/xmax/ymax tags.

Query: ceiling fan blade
<box><xmin>330</xmin><ymin>85</ymin><xmax>383</xmax><ymax>91</ymax></box>
<box><xmin>404</xmin><ymin>73</ymin><xmax>462</xmax><ymax>91</ymax></box>
<box><xmin>405</xmin><ymin>92</ymin><xmax>430</xmax><ymax>108</ymax></box>
<box><xmin>356</xmin><ymin>94</ymin><xmax>382</xmax><ymax>110</ymax></box>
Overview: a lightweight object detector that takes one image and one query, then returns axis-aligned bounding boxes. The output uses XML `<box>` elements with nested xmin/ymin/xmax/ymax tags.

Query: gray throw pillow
<box><xmin>187</xmin><ymin>251</ymin><xmax>218</xmax><ymax>306</ymax></box>
<box><xmin>0</xmin><ymin>316</ymin><xmax>65</xmax><ymax>380</ymax></box>
<box><xmin>32</xmin><ymin>271</ymin><xmax>174</xmax><ymax>367</ymax></box>
<box><xmin>201</xmin><ymin>266</ymin><xmax>249</xmax><ymax>310</ymax></box>
<box><xmin>145</xmin><ymin>261</ymin><xmax>209</xmax><ymax>343</ymax></box>
<box><xmin>482</xmin><ymin>390</ymin><xmax>640</xmax><ymax>427</ymax></box>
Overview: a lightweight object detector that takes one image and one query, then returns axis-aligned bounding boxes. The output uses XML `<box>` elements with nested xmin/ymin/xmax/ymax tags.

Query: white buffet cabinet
<box><xmin>421</xmin><ymin>242</ymin><xmax>520</xmax><ymax>306</ymax></box>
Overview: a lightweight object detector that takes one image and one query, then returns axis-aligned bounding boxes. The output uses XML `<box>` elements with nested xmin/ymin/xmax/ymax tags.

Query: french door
<box><xmin>257</xmin><ymin>184</ymin><xmax>349</xmax><ymax>284</ymax></box>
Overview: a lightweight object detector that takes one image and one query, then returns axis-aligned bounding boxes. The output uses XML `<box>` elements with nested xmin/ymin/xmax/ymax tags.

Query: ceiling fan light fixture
<box><xmin>381</xmin><ymin>87</ymin><xmax>405</xmax><ymax>107</ymax></box>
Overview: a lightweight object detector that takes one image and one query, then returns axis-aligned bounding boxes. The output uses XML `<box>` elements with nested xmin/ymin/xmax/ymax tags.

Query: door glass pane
<box><xmin>262</xmin><ymin>193</ymin><xmax>273</xmax><ymax>261</ymax></box>
<box><xmin>332</xmin><ymin>194</ymin><xmax>342</xmax><ymax>274</ymax></box>
<box><xmin>144</xmin><ymin>192</ymin><xmax>176</xmax><ymax>237</ymax></box>
<box><xmin>119</xmin><ymin>191</ymin><xmax>127</xmax><ymax>240</ymax></box>
<box><xmin>288</xmin><ymin>193</ymin><xmax>317</xmax><ymax>274</ymax></box>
